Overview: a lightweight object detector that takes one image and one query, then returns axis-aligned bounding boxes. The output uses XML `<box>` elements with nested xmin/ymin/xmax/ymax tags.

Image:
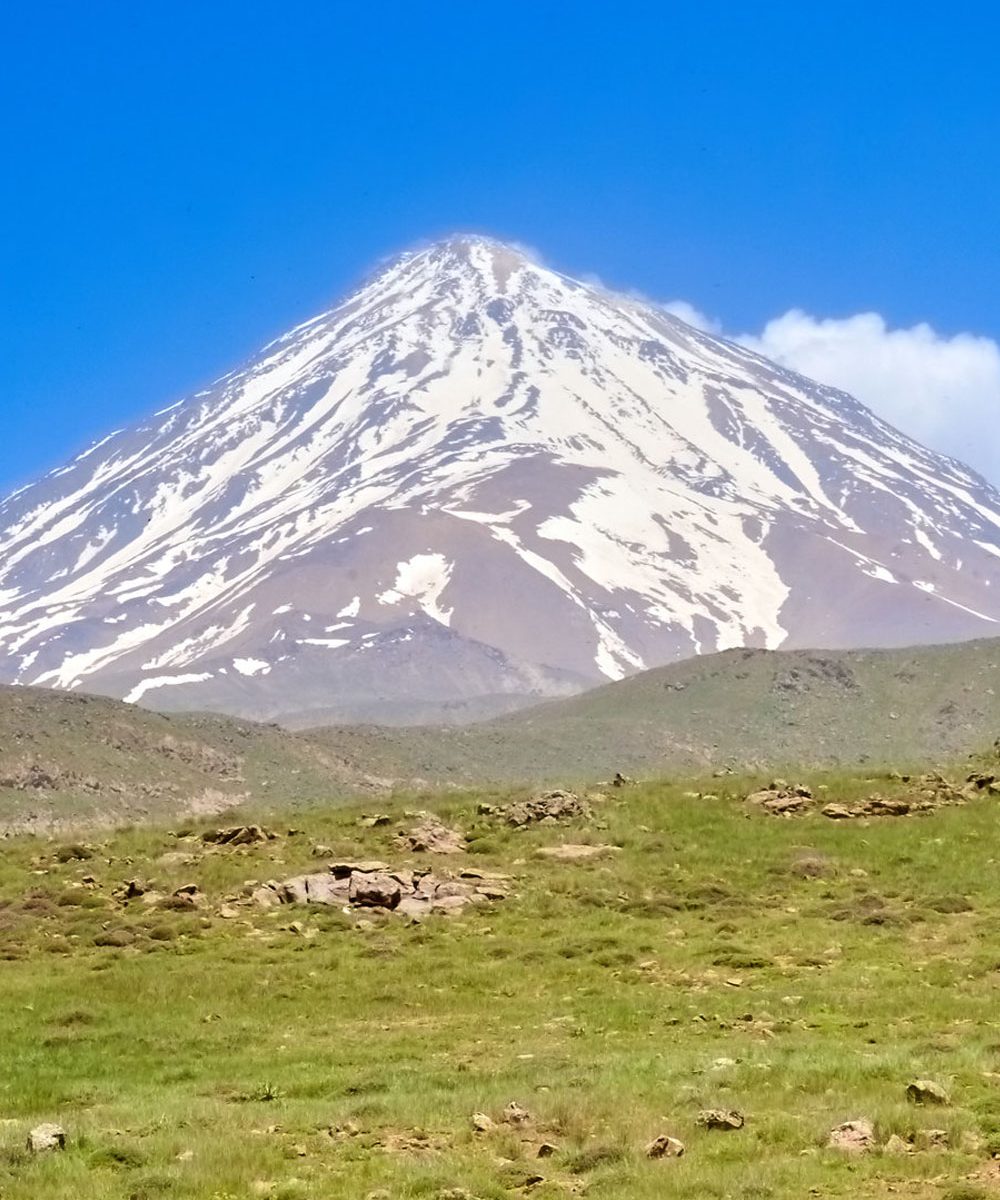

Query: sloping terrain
<box><xmin>3</xmin><ymin>236</ymin><xmax>1000</xmax><ymax>722</ymax></box>
<box><xmin>306</xmin><ymin>638</ymin><xmax>1000</xmax><ymax>783</ymax></box>
<box><xmin>0</xmin><ymin>685</ymin><xmax>379</xmax><ymax>831</ymax></box>
<box><xmin>1</xmin><ymin>772</ymin><xmax>1000</xmax><ymax>1198</ymax></box>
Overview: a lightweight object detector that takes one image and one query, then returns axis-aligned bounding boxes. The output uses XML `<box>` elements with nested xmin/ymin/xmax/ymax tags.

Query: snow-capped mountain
<box><xmin>3</xmin><ymin>234</ymin><xmax>1000</xmax><ymax>723</ymax></box>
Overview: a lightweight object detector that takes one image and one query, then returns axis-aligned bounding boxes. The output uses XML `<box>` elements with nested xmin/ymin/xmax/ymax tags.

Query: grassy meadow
<box><xmin>0</xmin><ymin>771</ymin><xmax>999</xmax><ymax>1197</ymax></box>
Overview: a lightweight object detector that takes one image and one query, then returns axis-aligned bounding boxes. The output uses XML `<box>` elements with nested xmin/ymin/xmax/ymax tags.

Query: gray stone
<box><xmin>27</xmin><ymin>1124</ymin><xmax>65</xmax><ymax>1153</ymax></box>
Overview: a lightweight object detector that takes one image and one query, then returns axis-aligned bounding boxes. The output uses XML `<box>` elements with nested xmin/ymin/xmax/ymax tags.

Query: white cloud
<box><xmin>736</xmin><ymin>311</ymin><xmax>1000</xmax><ymax>481</ymax></box>
<box><xmin>659</xmin><ymin>299</ymin><xmax>721</xmax><ymax>333</ymax></box>
<box><xmin>657</xmin><ymin>301</ymin><xmax>1000</xmax><ymax>482</ymax></box>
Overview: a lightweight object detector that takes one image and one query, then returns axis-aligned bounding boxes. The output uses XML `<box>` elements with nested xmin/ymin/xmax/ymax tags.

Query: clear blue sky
<box><xmin>4</xmin><ymin>2</ymin><xmax>1000</xmax><ymax>495</ymax></box>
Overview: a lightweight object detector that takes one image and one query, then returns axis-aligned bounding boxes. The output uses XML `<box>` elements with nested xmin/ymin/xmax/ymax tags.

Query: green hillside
<box><xmin>0</xmin><ymin>686</ymin><xmax>380</xmax><ymax>832</ymax></box>
<box><xmin>307</xmin><ymin>639</ymin><xmax>1000</xmax><ymax>785</ymax></box>
<box><xmin>0</xmin><ymin>766</ymin><xmax>999</xmax><ymax>1197</ymax></box>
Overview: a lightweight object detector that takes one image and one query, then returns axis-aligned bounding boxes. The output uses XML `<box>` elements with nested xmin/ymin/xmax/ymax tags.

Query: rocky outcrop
<box><xmin>906</xmin><ymin>1079</ymin><xmax>950</xmax><ymax>1105</ymax></box>
<box><xmin>696</xmin><ymin>1109</ymin><xmax>745</xmax><ymax>1131</ymax></box>
<box><xmin>745</xmin><ymin>781</ymin><xmax>813</xmax><ymax>815</ymax></box>
<box><xmin>398</xmin><ymin>813</ymin><xmax>466</xmax><ymax>854</ymax></box>
<box><xmin>251</xmin><ymin>861</ymin><xmax>509</xmax><ymax>918</ymax></box>
<box><xmin>201</xmin><ymin>824</ymin><xmax>276</xmax><ymax>846</ymax></box>
<box><xmin>480</xmin><ymin>790</ymin><xmax>592</xmax><ymax>828</ymax></box>
<box><xmin>746</xmin><ymin>772</ymin><xmax>989</xmax><ymax>820</ymax></box>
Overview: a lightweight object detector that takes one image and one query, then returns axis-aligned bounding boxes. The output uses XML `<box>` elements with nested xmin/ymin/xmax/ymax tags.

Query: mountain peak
<box><xmin>1</xmin><ymin>240</ymin><xmax>999</xmax><ymax>722</ymax></box>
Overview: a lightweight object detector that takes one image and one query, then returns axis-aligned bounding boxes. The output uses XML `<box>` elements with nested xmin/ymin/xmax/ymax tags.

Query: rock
<box><xmin>536</xmin><ymin>1142</ymin><xmax>558</xmax><ymax>1158</ymax></box>
<box><xmin>113</xmin><ymin>878</ymin><xmax>148</xmax><ymax>901</ymax></box>
<box><xmin>498</xmin><ymin>791</ymin><xmax>591</xmax><ymax>828</ymax></box>
<box><xmin>202</xmin><ymin>825</ymin><xmax>274</xmax><ymax>846</ymax></box>
<box><xmin>746</xmin><ymin>783</ymin><xmax>814</xmax><ymax>815</ymax></box>
<box><xmin>882</xmin><ymin>1133</ymin><xmax>910</xmax><ymax>1154</ymax></box>
<box><xmin>329</xmin><ymin>860</ymin><xmax>390</xmax><ymax>877</ymax></box>
<box><xmin>914</xmin><ymin>1128</ymin><xmax>949</xmax><ymax>1150</ymax></box>
<box><xmin>696</xmin><ymin>1109</ymin><xmax>744</xmax><ymax>1131</ymax></box>
<box><xmin>399</xmin><ymin>814</ymin><xmax>466</xmax><ymax>854</ymax></box>
<box><xmin>251</xmin><ymin>884</ymin><xmax>283</xmax><ymax>908</ymax></box>
<box><xmin>471</xmin><ymin>1112</ymin><xmax>495</xmax><ymax>1132</ymax></box>
<box><xmin>27</xmin><ymin>1123</ymin><xmax>65</xmax><ymax>1152</ymax></box>
<box><xmin>281</xmin><ymin>874</ymin><xmax>351</xmax><ymax>906</ymax></box>
<box><xmin>349</xmin><ymin>871</ymin><xmax>401</xmax><ymax>910</ymax></box>
<box><xmin>535</xmin><ymin>843</ymin><xmax>619</xmax><ymax>861</ymax></box>
<box><xmin>502</xmin><ymin>1101</ymin><xmax>531</xmax><ymax>1125</ymax></box>
<box><xmin>906</xmin><ymin>1079</ymin><xmax>950</xmax><ymax>1105</ymax></box>
<box><xmin>358</xmin><ymin>814</ymin><xmax>392</xmax><ymax>828</ymax></box>
<box><xmin>822</xmin><ymin>804</ymin><xmax>855</xmax><ymax>820</ymax></box>
<box><xmin>259</xmin><ymin>861</ymin><xmax>501</xmax><ymax>919</ymax></box>
<box><xmin>396</xmin><ymin>896</ymin><xmax>432</xmax><ymax>920</ymax></box>
<box><xmin>646</xmin><ymin>1134</ymin><xmax>685</xmax><ymax>1158</ymax></box>
<box><xmin>827</xmin><ymin>1119</ymin><xmax>875</xmax><ymax>1153</ymax></box>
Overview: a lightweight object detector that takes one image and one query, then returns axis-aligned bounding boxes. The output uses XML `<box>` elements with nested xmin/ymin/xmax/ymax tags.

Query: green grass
<box><xmin>305</xmin><ymin>639</ymin><xmax>1000</xmax><ymax>783</ymax></box>
<box><xmin>0</xmin><ymin>770</ymin><xmax>998</xmax><ymax>1196</ymax></box>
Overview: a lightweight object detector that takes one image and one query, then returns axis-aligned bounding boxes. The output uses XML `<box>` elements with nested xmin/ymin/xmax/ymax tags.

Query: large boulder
<box><xmin>349</xmin><ymin>871</ymin><xmax>402</xmax><ymax>910</ymax></box>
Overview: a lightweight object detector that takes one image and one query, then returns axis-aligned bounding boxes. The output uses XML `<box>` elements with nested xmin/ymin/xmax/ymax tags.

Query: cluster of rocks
<box><xmin>250</xmin><ymin>860</ymin><xmax>509</xmax><ymax>919</ymax></box>
<box><xmin>828</xmin><ymin>1079</ymin><xmax>956</xmax><ymax>1155</ymax></box>
<box><xmin>113</xmin><ymin>878</ymin><xmax>202</xmax><ymax>908</ymax></box>
<box><xmin>747</xmin><ymin>772</ymin><xmax>994</xmax><ymax>820</ymax></box>
<box><xmin>745</xmin><ymin>781</ymin><xmax>814</xmax><ymax>815</ymax></box>
<box><xmin>469</xmin><ymin>1100</ymin><xmax>748</xmax><ymax>1167</ymax></box>
<box><xmin>201</xmin><ymin>824</ymin><xmax>276</xmax><ymax>846</ymax></box>
<box><xmin>396</xmin><ymin>812</ymin><xmax>466</xmax><ymax>854</ymax></box>
<box><xmin>696</xmin><ymin>1108</ymin><xmax>745</xmax><ymax>1131</ymax></box>
<box><xmin>471</xmin><ymin>1102</ymin><xmax>591</xmax><ymax>1165</ymax></box>
<box><xmin>479</xmin><ymin>790</ymin><xmax>596</xmax><ymax>828</ymax></box>
<box><xmin>829</xmin><ymin>1120</ymin><xmax>970</xmax><ymax>1155</ymax></box>
<box><xmin>822</xmin><ymin>775</ymin><xmax>978</xmax><ymax>819</ymax></box>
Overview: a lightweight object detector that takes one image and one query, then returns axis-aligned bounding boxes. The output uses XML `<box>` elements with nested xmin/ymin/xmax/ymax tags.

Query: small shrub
<box><xmin>929</xmin><ymin>895</ymin><xmax>974</xmax><ymax>913</ymax></box>
<box><xmin>57</xmin><ymin>889</ymin><xmax>103</xmax><ymax>909</ymax></box>
<box><xmin>94</xmin><ymin>929</ymin><xmax>134</xmax><ymax>948</ymax></box>
<box><xmin>234</xmin><ymin>1081</ymin><xmax>284</xmax><ymax>1103</ymax></box>
<box><xmin>147</xmin><ymin>924</ymin><xmax>178</xmax><ymax>942</ymax></box>
<box><xmin>89</xmin><ymin>1143</ymin><xmax>146</xmax><ymax>1169</ymax></box>
<box><xmin>55</xmin><ymin>843</ymin><xmax>93</xmax><ymax>863</ymax></box>
<box><xmin>128</xmin><ymin>1174</ymin><xmax>177</xmax><ymax>1199</ymax></box>
<box><xmin>712</xmin><ymin>947</ymin><xmax>774</xmax><ymax>969</ymax></box>
<box><xmin>566</xmin><ymin>1143</ymin><xmax>628</xmax><ymax>1174</ymax></box>
<box><xmin>55</xmin><ymin>1009</ymin><xmax>95</xmax><ymax>1026</ymax></box>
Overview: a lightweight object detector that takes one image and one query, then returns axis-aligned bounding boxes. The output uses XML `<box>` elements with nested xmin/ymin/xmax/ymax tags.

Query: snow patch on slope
<box><xmin>378</xmin><ymin>554</ymin><xmax>454</xmax><ymax>626</ymax></box>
